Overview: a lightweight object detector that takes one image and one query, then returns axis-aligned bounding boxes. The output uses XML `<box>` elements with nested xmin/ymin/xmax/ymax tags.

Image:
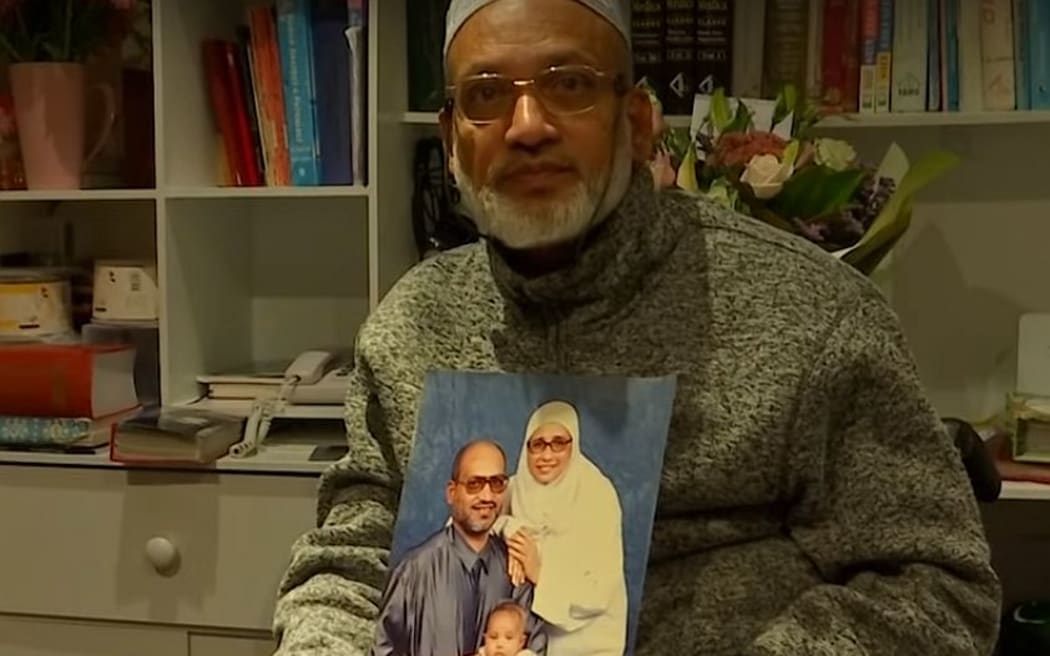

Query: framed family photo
<box><xmin>370</xmin><ymin>370</ymin><xmax>677</xmax><ymax>656</ymax></box>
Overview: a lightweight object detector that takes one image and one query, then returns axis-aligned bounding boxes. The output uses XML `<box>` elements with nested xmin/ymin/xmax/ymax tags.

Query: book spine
<box><xmin>311</xmin><ymin>0</ymin><xmax>352</xmax><ymax>185</ymax></box>
<box><xmin>222</xmin><ymin>40</ymin><xmax>264</xmax><ymax>186</ymax></box>
<box><xmin>695</xmin><ymin>0</ymin><xmax>733</xmax><ymax>96</ymax></box>
<box><xmin>957</xmin><ymin>0</ymin><xmax>984</xmax><ymax>111</ymax></box>
<box><xmin>348</xmin><ymin>0</ymin><xmax>367</xmax><ymax>186</ymax></box>
<box><xmin>201</xmin><ymin>40</ymin><xmax>242</xmax><ymax>185</ymax></box>
<box><xmin>927</xmin><ymin>0</ymin><xmax>942</xmax><ymax>109</ymax></box>
<box><xmin>820</xmin><ymin>0</ymin><xmax>849</xmax><ymax>110</ymax></box>
<box><xmin>1014</xmin><ymin>0</ymin><xmax>1030</xmax><ymax>109</ymax></box>
<box><xmin>943</xmin><ymin>0</ymin><xmax>960</xmax><ymax>110</ymax></box>
<box><xmin>730</xmin><ymin>0</ymin><xmax>765</xmax><ymax>96</ymax></box>
<box><xmin>1028</xmin><ymin>0</ymin><xmax>1050</xmax><ymax>108</ymax></box>
<box><xmin>762</xmin><ymin>0</ymin><xmax>810</xmax><ymax>99</ymax></box>
<box><xmin>663</xmin><ymin>0</ymin><xmax>697</xmax><ymax>114</ymax></box>
<box><xmin>805</xmin><ymin>0</ymin><xmax>824</xmax><ymax>101</ymax></box>
<box><xmin>891</xmin><ymin>0</ymin><xmax>928</xmax><ymax>112</ymax></box>
<box><xmin>0</xmin><ymin>351</ymin><xmax>93</xmax><ymax>418</ymax></box>
<box><xmin>980</xmin><ymin>0</ymin><xmax>1016</xmax><ymax>110</ymax></box>
<box><xmin>875</xmin><ymin>0</ymin><xmax>894</xmax><ymax>111</ymax></box>
<box><xmin>0</xmin><ymin>416</ymin><xmax>94</xmax><ymax>445</ymax></box>
<box><xmin>859</xmin><ymin>0</ymin><xmax>879</xmax><ymax>112</ymax></box>
<box><xmin>277</xmin><ymin>0</ymin><xmax>321</xmax><ymax>185</ymax></box>
<box><xmin>632</xmin><ymin>1</ymin><xmax>666</xmax><ymax>102</ymax></box>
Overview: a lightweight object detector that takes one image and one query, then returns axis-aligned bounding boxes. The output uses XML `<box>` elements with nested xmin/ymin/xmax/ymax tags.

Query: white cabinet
<box><xmin>0</xmin><ymin>615</ymin><xmax>186</xmax><ymax>656</ymax></box>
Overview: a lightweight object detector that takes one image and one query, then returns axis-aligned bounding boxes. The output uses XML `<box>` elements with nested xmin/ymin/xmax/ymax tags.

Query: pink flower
<box><xmin>710</xmin><ymin>132</ymin><xmax>788</xmax><ymax>169</ymax></box>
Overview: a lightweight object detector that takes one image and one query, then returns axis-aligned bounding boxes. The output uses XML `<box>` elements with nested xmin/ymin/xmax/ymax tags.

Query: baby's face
<box><xmin>484</xmin><ymin>611</ymin><xmax>526</xmax><ymax>656</ymax></box>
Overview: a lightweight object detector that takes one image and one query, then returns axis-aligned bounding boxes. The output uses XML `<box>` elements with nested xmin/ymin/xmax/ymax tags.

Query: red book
<box><xmin>0</xmin><ymin>343</ymin><xmax>139</xmax><ymax>418</ymax></box>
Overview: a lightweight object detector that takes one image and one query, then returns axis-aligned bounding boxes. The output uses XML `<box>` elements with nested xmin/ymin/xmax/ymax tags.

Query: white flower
<box><xmin>814</xmin><ymin>138</ymin><xmax>857</xmax><ymax>171</ymax></box>
<box><xmin>740</xmin><ymin>154</ymin><xmax>792</xmax><ymax>199</ymax></box>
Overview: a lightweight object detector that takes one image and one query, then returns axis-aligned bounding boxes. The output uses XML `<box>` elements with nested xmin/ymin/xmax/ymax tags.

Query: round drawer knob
<box><xmin>145</xmin><ymin>536</ymin><xmax>180</xmax><ymax>575</ymax></box>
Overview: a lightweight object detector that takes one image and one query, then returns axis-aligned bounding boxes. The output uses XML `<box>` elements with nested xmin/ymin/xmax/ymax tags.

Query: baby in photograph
<box><xmin>477</xmin><ymin>601</ymin><xmax>537</xmax><ymax>656</ymax></box>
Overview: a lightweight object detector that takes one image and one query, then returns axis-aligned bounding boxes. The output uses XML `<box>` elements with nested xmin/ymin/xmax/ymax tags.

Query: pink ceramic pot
<box><xmin>9</xmin><ymin>62</ymin><xmax>115</xmax><ymax>190</ymax></box>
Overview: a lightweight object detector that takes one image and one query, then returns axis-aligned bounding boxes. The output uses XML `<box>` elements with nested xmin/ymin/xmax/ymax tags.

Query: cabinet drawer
<box><xmin>189</xmin><ymin>632</ymin><xmax>277</xmax><ymax>656</ymax></box>
<box><xmin>0</xmin><ymin>614</ymin><xmax>186</xmax><ymax>656</ymax></box>
<box><xmin>0</xmin><ymin>464</ymin><xmax>319</xmax><ymax>631</ymax></box>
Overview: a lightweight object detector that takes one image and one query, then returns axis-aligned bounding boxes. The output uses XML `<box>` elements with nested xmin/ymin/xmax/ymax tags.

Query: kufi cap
<box><xmin>443</xmin><ymin>0</ymin><xmax>630</xmax><ymax>58</ymax></box>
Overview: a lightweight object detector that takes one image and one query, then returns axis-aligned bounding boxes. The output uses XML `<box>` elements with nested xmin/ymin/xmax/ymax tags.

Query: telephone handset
<box><xmin>282</xmin><ymin>350</ymin><xmax>352</xmax><ymax>404</ymax></box>
<box><xmin>230</xmin><ymin>349</ymin><xmax>352</xmax><ymax>458</ymax></box>
<box><xmin>286</xmin><ymin>350</ymin><xmax>338</xmax><ymax>385</ymax></box>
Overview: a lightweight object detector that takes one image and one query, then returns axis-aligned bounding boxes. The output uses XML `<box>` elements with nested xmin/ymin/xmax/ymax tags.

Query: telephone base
<box><xmin>230</xmin><ymin>401</ymin><xmax>344</xmax><ymax>458</ymax></box>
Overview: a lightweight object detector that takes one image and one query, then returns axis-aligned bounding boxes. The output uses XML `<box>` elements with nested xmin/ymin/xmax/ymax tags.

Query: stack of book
<box><xmin>0</xmin><ymin>343</ymin><xmax>141</xmax><ymax>452</ymax></box>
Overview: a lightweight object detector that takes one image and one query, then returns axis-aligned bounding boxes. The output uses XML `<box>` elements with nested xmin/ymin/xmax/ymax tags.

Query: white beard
<box><xmin>451</xmin><ymin>113</ymin><xmax>635</xmax><ymax>250</ymax></box>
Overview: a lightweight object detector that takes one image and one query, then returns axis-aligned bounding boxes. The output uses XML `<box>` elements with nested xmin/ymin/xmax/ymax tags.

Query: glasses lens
<box><xmin>538</xmin><ymin>67</ymin><xmax>601</xmax><ymax>114</ymax></box>
<box><xmin>463</xmin><ymin>475</ymin><xmax>508</xmax><ymax>493</ymax></box>
<box><xmin>459</xmin><ymin>76</ymin><xmax>513</xmax><ymax>122</ymax></box>
<box><xmin>527</xmin><ymin>437</ymin><xmax>573</xmax><ymax>453</ymax></box>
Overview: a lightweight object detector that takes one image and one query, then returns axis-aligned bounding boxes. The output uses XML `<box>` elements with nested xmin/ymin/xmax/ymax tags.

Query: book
<box><xmin>0</xmin><ymin>408</ymin><xmax>138</xmax><ymax>450</ymax></box>
<box><xmin>0</xmin><ymin>342</ymin><xmax>138</xmax><ymax>418</ymax></box>
<box><xmin>370</xmin><ymin>370</ymin><xmax>677</xmax><ymax>656</ymax></box>
<box><xmin>109</xmin><ymin>406</ymin><xmax>245</xmax><ymax>464</ymax></box>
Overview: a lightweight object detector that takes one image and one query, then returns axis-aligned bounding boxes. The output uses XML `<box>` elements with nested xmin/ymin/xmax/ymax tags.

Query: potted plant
<box><xmin>0</xmin><ymin>0</ymin><xmax>138</xmax><ymax>189</ymax></box>
<box><xmin>648</xmin><ymin>84</ymin><xmax>961</xmax><ymax>276</ymax></box>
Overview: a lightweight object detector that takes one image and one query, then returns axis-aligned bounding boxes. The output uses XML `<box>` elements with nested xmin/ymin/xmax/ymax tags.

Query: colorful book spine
<box><xmin>0</xmin><ymin>416</ymin><xmax>108</xmax><ymax>447</ymax></box>
<box><xmin>311</xmin><ymin>0</ymin><xmax>352</xmax><ymax>185</ymax></box>
<box><xmin>891</xmin><ymin>0</ymin><xmax>928</xmax><ymax>112</ymax></box>
<box><xmin>1028</xmin><ymin>0</ymin><xmax>1050</xmax><ymax>109</ymax></box>
<box><xmin>277</xmin><ymin>0</ymin><xmax>321</xmax><ymax>185</ymax></box>
<box><xmin>695</xmin><ymin>0</ymin><xmax>733</xmax><ymax>97</ymax></box>
<box><xmin>875</xmin><ymin>0</ymin><xmax>894</xmax><ymax>111</ymax></box>
<box><xmin>1014</xmin><ymin>0</ymin><xmax>1030</xmax><ymax>110</ymax></box>
<box><xmin>979</xmin><ymin>0</ymin><xmax>1016</xmax><ymax>110</ymax></box>
<box><xmin>927</xmin><ymin>0</ymin><xmax>941</xmax><ymax>110</ymax></box>
<box><xmin>942</xmin><ymin>0</ymin><xmax>960</xmax><ymax>111</ymax></box>
<box><xmin>858</xmin><ymin>0</ymin><xmax>879</xmax><ymax>112</ymax></box>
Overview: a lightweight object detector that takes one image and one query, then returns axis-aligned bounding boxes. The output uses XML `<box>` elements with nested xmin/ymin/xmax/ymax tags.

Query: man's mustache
<box><xmin>493</xmin><ymin>157</ymin><xmax>577</xmax><ymax>180</ymax></box>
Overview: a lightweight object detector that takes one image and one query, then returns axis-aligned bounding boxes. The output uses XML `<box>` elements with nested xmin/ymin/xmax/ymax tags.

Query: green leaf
<box><xmin>768</xmin><ymin>165</ymin><xmax>867</xmax><ymax>220</ymax></box>
<box><xmin>782</xmin><ymin>140</ymin><xmax>801</xmax><ymax>168</ymax></box>
<box><xmin>773</xmin><ymin>84</ymin><xmax>798</xmax><ymax>127</ymax></box>
<box><xmin>710</xmin><ymin>88</ymin><xmax>732</xmax><ymax>132</ymax></box>
<box><xmin>725</xmin><ymin>98</ymin><xmax>753</xmax><ymax>133</ymax></box>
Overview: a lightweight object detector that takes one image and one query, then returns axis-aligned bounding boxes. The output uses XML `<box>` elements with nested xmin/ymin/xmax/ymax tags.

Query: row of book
<box><xmin>0</xmin><ymin>343</ymin><xmax>242</xmax><ymax>464</ymax></box>
<box><xmin>203</xmin><ymin>0</ymin><xmax>367</xmax><ymax>188</ymax></box>
<box><xmin>632</xmin><ymin>0</ymin><xmax>1049</xmax><ymax>119</ymax></box>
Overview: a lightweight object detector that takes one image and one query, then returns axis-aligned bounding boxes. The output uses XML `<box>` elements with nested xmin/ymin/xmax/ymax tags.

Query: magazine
<box><xmin>371</xmin><ymin>370</ymin><xmax>677</xmax><ymax>656</ymax></box>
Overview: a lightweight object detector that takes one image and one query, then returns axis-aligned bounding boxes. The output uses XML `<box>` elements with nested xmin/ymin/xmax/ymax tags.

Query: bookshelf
<box><xmin>0</xmin><ymin>0</ymin><xmax>419</xmax><ymax>413</ymax></box>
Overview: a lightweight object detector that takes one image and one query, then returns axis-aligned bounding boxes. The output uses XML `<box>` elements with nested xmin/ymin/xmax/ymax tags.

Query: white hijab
<box><xmin>508</xmin><ymin>400</ymin><xmax>608</xmax><ymax>537</ymax></box>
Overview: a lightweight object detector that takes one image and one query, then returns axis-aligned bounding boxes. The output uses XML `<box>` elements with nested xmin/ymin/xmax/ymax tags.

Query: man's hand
<box><xmin>508</xmin><ymin>530</ymin><xmax>541</xmax><ymax>584</ymax></box>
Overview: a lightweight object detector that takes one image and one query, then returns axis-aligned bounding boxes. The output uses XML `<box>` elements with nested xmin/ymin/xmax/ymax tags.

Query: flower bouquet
<box><xmin>648</xmin><ymin>84</ymin><xmax>961</xmax><ymax>275</ymax></box>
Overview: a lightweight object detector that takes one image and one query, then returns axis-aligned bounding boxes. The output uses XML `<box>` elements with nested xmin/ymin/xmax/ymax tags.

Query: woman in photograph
<box><xmin>496</xmin><ymin>399</ymin><xmax>628</xmax><ymax>656</ymax></box>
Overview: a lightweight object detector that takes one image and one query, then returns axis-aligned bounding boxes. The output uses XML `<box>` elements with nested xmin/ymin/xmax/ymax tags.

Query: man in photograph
<box><xmin>370</xmin><ymin>439</ymin><xmax>546</xmax><ymax>656</ymax></box>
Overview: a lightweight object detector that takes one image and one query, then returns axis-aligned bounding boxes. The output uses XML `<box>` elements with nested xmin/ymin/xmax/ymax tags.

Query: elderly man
<box><xmin>272</xmin><ymin>1</ymin><xmax>1001</xmax><ymax>655</ymax></box>
<box><xmin>370</xmin><ymin>440</ymin><xmax>545</xmax><ymax>656</ymax></box>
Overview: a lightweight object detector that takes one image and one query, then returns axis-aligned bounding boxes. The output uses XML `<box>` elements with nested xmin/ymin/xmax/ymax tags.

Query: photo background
<box><xmin>391</xmin><ymin>370</ymin><xmax>677</xmax><ymax>655</ymax></box>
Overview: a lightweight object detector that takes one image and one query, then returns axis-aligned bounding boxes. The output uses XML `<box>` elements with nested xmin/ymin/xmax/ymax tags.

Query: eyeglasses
<box><xmin>526</xmin><ymin>436</ymin><xmax>573</xmax><ymax>454</ymax></box>
<box><xmin>458</xmin><ymin>474</ymin><xmax>509</xmax><ymax>494</ymax></box>
<box><xmin>446</xmin><ymin>65</ymin><xmax>628</xmax><ymax>124</ymax></box>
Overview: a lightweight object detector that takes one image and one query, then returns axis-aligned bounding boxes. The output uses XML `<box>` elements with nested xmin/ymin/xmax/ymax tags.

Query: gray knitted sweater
<box><xmin>272</xmin><ymin>169</ymin><xmax>1001</xmax><ymax>655</ymax></box>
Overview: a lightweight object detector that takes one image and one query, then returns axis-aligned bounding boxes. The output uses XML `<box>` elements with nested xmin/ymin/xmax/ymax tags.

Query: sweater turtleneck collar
<box><xmin>485</xmin><ymin>166</ymin><xmax>686</xmax><ymax>323</ymax></box>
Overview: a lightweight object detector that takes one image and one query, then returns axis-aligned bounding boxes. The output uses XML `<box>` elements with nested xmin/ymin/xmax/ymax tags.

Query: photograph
<box><xmin>369</xmin><ymin>370</ymin><xmax>678</xmax><ymax>656</ymax></box>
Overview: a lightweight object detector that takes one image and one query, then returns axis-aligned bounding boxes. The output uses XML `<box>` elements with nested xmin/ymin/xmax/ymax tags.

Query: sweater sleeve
<box><xmin>746</xmin><ymin>290</ymin><xmax>1001</xmax><ymax>656</ymax></box>
<box><xmin>272</xmin><ymin>348</ymin><xmax>401</xmax><ymax>656</ymax></box>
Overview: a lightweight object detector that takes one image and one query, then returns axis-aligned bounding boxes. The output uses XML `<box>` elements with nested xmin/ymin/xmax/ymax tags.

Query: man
<box><xmin>370</xmin><ymin>439</ymin><xmax>546</xmax><ymax>656</ymax></box>
<box><xmin>272</xmin><ymin>0</ymin><xmax>1002</xmax><ymax>654</ymax></box>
